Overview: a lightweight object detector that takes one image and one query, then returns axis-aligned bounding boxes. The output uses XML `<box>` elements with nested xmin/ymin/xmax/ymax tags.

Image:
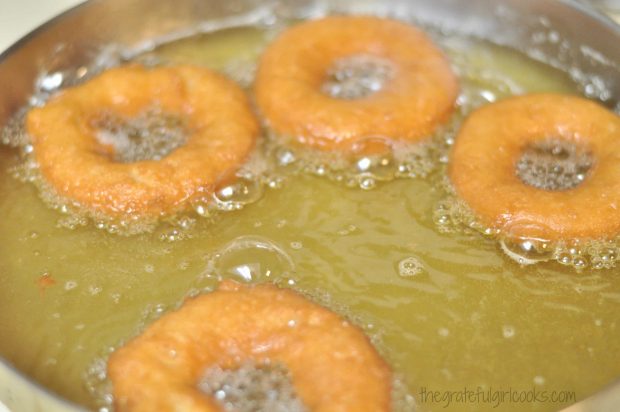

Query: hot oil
<box><xmin>136</xmin><ymin>26</ymin><xmax>270</xmax><ymax>87</ymax></box>
<box><xmin>0</xmin><ymin>19</ymin><xmax>618</xmax><ymax>412</ymax></box>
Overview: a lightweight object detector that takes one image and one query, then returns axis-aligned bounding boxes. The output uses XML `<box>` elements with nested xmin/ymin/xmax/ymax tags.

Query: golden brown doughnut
<box><xmin>27</xmin><ymin>65</ymin><xmax>258</xmax><ymax>219</ymax></box>
<box><xmin>255</xmin><ymin>16</ymin><xmax>458</xmax><ymax>151</ymax></box>
<box><xmin>108</xmin><ymin>281</ymin><xmax>392</xmax><ymax>411</ymax></box>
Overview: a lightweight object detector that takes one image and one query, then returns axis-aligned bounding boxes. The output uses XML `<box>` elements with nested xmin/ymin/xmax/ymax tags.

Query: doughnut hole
<box><xmin>516</xmin><ymin>138</ymin><xmax>594</xmax><ymax>191</ymax></box>
<box><xmin>93</xmin><ymin>107</ymin><xmax>188</xmax><ymax>163</ymax></box>
<box><xmin>198</xmin><ymin>362</ymin><xmax>306</xmax><ymax>412</ymax></box>
<box><xmin>321</xmin><ymin>55</ymin><xmax>395</xmax><ymax>100</ymax></box>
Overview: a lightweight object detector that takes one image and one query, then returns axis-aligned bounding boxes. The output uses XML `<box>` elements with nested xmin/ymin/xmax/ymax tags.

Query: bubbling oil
<box><xmin>93</xmin><ymin>107</ymin><xmax>188</xmax><ymax>163</ymax></box>
<box><xmin>0</xmin><ymin>9</ymin><xmax>619</xmax><ymax>412</ymax></box>
<box><xmin>322</xmin><ymin>55</ymin><xmax>395</xmax><ymax>99</ymax></box>
<box><xmin>199</xmin><ymin>362</ymin><xmax>307</xmax><ymax>412</ymax></box>
<box><xmin>264</xmin><ymin>133</ymin><xmax>441</xmax><ymax>190</ymax></box>
<box><xmin>433</xmin><ymin>184</ymin><xmax>620</xmax><ymax>271</ymax></box>
<box><xmin>515</xmin><ymin>138</ymin><xmax>593</xmax><ymax>192</ymax></box>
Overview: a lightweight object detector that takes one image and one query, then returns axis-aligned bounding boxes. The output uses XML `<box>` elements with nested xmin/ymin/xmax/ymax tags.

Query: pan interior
<box><xmin>0</xmin><ymin>5</ymin><xmax>619</xmax><ymax>412</ymax></box>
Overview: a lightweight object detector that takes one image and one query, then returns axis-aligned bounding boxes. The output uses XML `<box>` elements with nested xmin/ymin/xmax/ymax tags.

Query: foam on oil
<box><xmin>0</xmin><ymin>11</ymin><xmax>618</xmax><ymax>412</ymax></box>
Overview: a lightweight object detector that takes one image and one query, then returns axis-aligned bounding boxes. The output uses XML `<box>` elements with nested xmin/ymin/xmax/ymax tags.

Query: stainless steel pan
<box><xmin>0</xmin><ymin>0</ymin><xmax>618</xmax><ymax>410</ymax></box>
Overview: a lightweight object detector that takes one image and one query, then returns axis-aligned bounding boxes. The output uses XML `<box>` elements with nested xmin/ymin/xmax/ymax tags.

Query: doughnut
<box><xmin>255</xmin><ymin>16</ymin><xmax>458</xmax><ymax>152</ymax></box>
<box><xmin>449</xmin><ymin>93</ymin><xmax>620</xmax><ymax>241</ymax></box>
<box><xmin>26</xmin><ymin>65</ymin><xmax>258</xmax><ymax>219</ymax></box>
<box><xmin>108</xmin><ymin>281</ymin><xmax>392</xmax><ymax>412</ymax></box>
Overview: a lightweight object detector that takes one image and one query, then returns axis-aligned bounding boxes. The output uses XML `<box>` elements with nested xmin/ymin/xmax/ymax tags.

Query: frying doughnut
<box><xmin>26</xmin><ymin>65</ymin><xmax>258</xmax><ymax>219</ymax></box>
<box><xmin>255</xmin><ymin>16</ymin><xmax>458</xmax><ymax>151</ymax></box>
<box><xmin>449</xmin><ymin>93</ymin><xmax>620</xmax><ymax>241</ymax></box>
<box><xmin>108</xmin><ymin>281</ymin><xmax>392</xmax><ymax>412</ymax></box>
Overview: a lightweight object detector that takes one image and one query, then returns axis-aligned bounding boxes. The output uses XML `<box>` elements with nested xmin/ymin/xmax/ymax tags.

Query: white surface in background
<box><xmin>0</xmin><ymin>401</ymin><xmax>8</xmax><ymax>412</ymax></box>
<box><xmin>0</xmin><ymin>0</ymin><xmax>84</xmax><ymax>53</ymax></box>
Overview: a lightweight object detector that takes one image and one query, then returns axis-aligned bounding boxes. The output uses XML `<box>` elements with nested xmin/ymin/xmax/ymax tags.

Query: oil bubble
<box><xmin>499</xmin><ymin>236</ymin><xmax>555</xmax><ymax>265</ymax></box>
<box><xmin>276</xmin><ymin>147</ymin><xmax>297</xmax><ymax>166</ymax></box>
<box><xmin>175</xmin><ymin>216</ymin><xmax>196</xmax><ymax>230</ymax></box>
<box><xmin>432</xmin><ymin>198</ymin><xmax>478</xmax><ymax>234</ymax></box>
<box><xmin>64</xmin><ymin>281</ymin><xmax>78</xmax><ymax>291</ymax></box>
<box><xmin>352</xmin><ymin>150</ymin><xmax>399</xmax><ymax>190</ymax></box>
<box><xmin>355</xmin><ymin>155</ymin><xmax>397</xmax><ymax>180</ymax></box>
<box><xmin>191</xmin><ymin>199</ymin><xmax>211</xmax><ymax>217</ymax></box>
<box><xmin>572</xmin><ymin>256</ymin><xmax>588</xmax><ymax>270</ymax></box>
<box><xmin>502</xmin><ymin>325</ymin><xmax>516</xmax><ymax>339</ymax></box>
<box><xmin>337</xmin><ymin>224</ymin><xmax>357</xmax><ymax>236</ymax></box>
<box><xmin>88</xmin><ymin>285</ymin><xmax>103</xmax><ymax>296</ymax></box>
<box><xmin>212</xmin><ymin>177</ymin><xmax>264</xmax><ymax>211</ymax></box>
<box><xmin>397</xmin><ymin>257</ymin><xmax>425</xmax><ymax>278</ymax></box>
<box><xmin>359</xmin><ymin>176</ymin><xmax>376</xmax><ymax>190</ymax></box>
<box><xmin>205</xmin><ymin>236</ymin><xmax>295</xmax><ymax>282</ymax></box>
<box><xmin>267</xmin><ymin>175</ymin><xmax>284</xmax><ymax>189</ymax></box>
<box><xmin>156</xmin><ymin>227</ymin><xmax>185</xmax><ymax>242</ymax></box>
